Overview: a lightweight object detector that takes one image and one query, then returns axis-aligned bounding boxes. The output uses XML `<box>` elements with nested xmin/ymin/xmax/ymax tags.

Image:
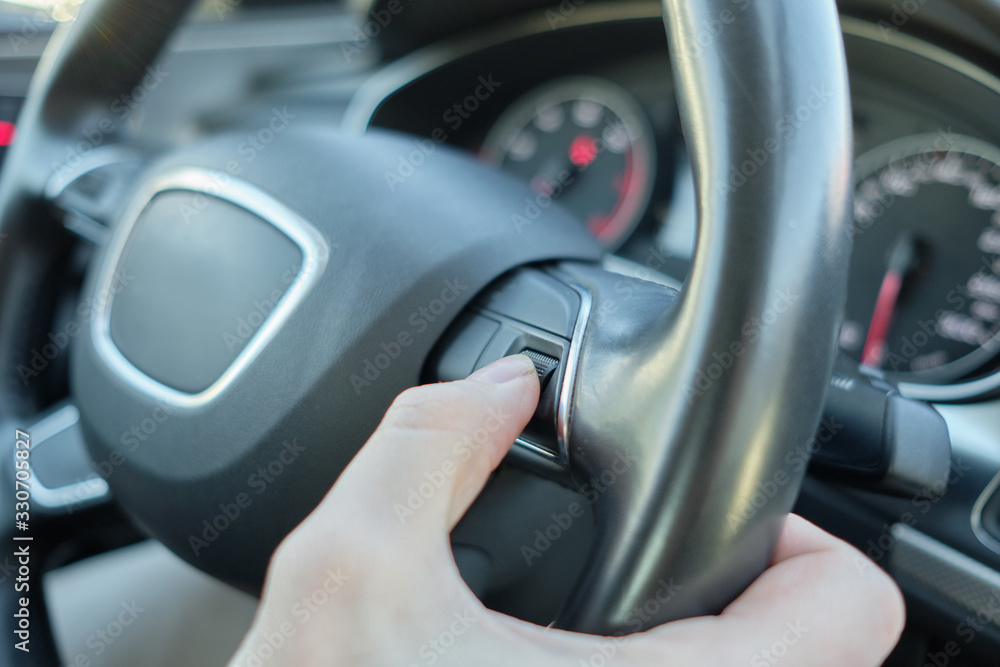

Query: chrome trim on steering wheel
<box><xmin>552</xmin><ymin>271</ymin><xmax>594</xmax><ymax>460</ymax></box>
<box><xmin>21</xmin><ymin>405</ymin><xmax>111</xmax><ymax>511</ymax></box>
<box><xmin>90</xmin><ymin>167</ymin><xmax>330</xmax><ymax>409</ymax></box>
<box><xmin>508</xmin><ymin>273</ymin><xmax>593</xmax><ymax>466</ymax></box>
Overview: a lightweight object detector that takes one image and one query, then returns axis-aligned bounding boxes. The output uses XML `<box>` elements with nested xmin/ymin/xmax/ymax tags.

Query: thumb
<box><xmin>315</xmin><ymin>354</ymin><xmax>540</xmax><ymax>545</ymax></box>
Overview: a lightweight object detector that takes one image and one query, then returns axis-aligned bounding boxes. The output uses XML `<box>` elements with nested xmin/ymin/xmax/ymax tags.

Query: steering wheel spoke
<box><xmin>47</xmin><ymin>149</ymin><xmax>147</xmax><ymax>246</ymax></box>
<box><xmin>0</xmin><ymin>403</ymin><xmax>141</xmax><ymax>666</ymax></box>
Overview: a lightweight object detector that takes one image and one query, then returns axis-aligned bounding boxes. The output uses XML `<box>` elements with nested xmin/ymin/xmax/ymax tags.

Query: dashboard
<box><xmin>3</xmin><ymin>1</ymin><xmax>1000</xmax><ymax>664</ymax></box>
<box><xmin>347</xmin><ymin>11</ymin><xmax>1000</xmax><ymax>402</ymax></box>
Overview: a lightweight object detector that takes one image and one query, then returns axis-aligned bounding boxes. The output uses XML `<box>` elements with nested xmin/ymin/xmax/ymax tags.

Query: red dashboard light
<box><xmin>0</xmin><ymin>121</ymin><xmax>15</xmax><ymax>147</ymax></box>
<box><xmin>569</xmin><ymin>134</ymin><xmax>598</xmax><ymax>167</ymax></box>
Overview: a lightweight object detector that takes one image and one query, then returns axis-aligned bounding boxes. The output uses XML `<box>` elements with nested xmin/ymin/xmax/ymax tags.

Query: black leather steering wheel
<box><xmin>0</xmin><ymin>0</ymin><xmax>852</xmax><ymax>658</ymax></box>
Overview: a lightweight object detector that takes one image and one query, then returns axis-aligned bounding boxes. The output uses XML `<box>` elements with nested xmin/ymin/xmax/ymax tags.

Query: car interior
<box><xmin>1</xmin><ymin>0</ymin><xmax>1000</xmax><ymax>664</ymax></box>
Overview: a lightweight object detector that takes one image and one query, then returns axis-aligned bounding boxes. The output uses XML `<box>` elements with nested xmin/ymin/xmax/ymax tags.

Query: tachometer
<box><xmin>480</xmin><ymin>77</ymin><xmax>656</xmax><ymax>249</ymax></box>
<box><xmin>840</xmin><ymin>134</ymin><xmax>1000</xmax><ymax>384</ymax></box>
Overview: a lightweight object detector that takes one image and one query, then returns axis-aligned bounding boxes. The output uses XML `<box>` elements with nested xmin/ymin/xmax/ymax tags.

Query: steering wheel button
<box><xmin>428</xmin><ymin>313</ymin><xmax>501</xmax><ymax>382</ymax></box>
<box><xmin>520</xmin><ymin>349</ymin><xmax>560</xmax><ymax>391</ymax></box>
<box><xmin>475</xmin><ymin>269</ymin><xmax>581</xmax><ymax>338</ymax></box>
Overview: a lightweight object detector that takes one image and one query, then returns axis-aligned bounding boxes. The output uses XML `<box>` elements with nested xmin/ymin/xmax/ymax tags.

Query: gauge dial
<box><xmin>841</xmin><ymin>134</ymin><xmax>1000</xmax><ymax>384</ymax></box>
<box><xmin>480</xmin><ymin>77</ymin><xmax>656</xmax><ymax>249</ymax></box>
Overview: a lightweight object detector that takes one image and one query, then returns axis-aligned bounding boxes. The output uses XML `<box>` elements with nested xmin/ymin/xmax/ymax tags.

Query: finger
<box><xmin>241</xmin><ymin>358</ymin><xmax>538</xmax><ymax>666</ymax></box>
<box><xmin>311</xmin><ymin>354</ymin><xmax>540</xmax><ymax>544</ymax></box>
<box><xmin>647</xmin><ymin>514</ymin><xmax>905</xmax><ymax>666</ymax></box>
<box><xmin>769</xmin><ymin>512</ymin><xmax>850</xmax><ymax>564</ymax></box>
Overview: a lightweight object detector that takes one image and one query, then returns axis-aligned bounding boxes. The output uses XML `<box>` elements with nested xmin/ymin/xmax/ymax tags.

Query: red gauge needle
<box><xmin>861</xmin><ymin>234</ymin><xmax>918</xmax><ymax>368</ymax></box>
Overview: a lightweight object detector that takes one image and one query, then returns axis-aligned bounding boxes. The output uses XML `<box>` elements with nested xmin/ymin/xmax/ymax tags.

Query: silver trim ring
<box><xmin>514</xmin><ymin>436</ymin><xmax>560</xmax><ymax>462</ymax></box>
<box><xmin>90</xmin><ymin>167</ymin><xmax>330</xmax><ymax>409</ymax></box>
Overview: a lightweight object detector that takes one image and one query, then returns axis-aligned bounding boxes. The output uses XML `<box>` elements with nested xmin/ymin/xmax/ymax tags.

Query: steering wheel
<box><xmin>0</xmin><ymin>0</ymin><xmax>852</xmax><ymax>659</ymax></box>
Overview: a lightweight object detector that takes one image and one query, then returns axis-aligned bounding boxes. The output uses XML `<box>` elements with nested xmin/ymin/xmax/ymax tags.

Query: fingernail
<box><xmin>469</xmin><ymin>354</ymin><xmax>538</xmax><ymax>384</ymax></box>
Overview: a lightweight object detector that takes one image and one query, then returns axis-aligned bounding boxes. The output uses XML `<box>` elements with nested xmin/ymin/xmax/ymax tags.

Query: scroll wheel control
<box><xmin>520</xmin><ymin>349</ymin><xmax>559</xmax><ymax>390</ymax></box>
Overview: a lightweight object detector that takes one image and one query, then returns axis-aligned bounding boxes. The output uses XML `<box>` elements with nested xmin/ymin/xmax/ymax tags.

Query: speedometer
<box><xmin>480</xmin><ymin>77</ymin><xmax>656</xmax><ymax>249</ymax></box>
<box><xmin>840</xmin><ymin>134</ymin><xmax>1000</xmax><ymax>384</ymax></box>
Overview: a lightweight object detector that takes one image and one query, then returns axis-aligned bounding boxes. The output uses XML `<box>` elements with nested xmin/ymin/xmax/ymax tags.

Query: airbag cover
<box><xmin>72</xmin><ymin>126</ymin><xmax>602</xmax><ymax>589</ymax></box>
<box><xmin>110</xmin><ymin>191</ymin><xmax>302</xmax><ymax>393</ymax></box>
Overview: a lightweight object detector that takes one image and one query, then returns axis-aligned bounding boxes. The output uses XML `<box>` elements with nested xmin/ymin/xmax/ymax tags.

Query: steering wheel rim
<box><xmin>0</xmin><ymin>0</ymin><xmax>852</xmax><ymax>645</ymax></box>
<box><xmin>554</xmin><ymin>0</ymin><xmax>853</xmax><ymax>631</ymax></box>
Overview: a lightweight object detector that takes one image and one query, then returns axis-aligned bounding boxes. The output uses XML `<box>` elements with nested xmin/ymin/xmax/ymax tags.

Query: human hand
<box><xmin>231</xmin><ymin>354</ymin><xmax>904</xmax><ymax>666</ymax></box>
